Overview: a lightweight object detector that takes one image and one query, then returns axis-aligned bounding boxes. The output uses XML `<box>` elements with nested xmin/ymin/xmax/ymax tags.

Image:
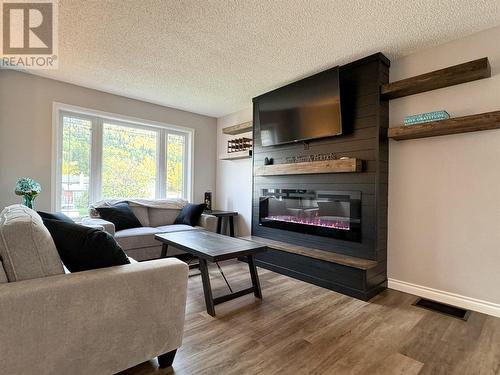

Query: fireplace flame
<box><xmin>263</xmin><ymin>215</ymin><xmax>350</xmax><ymax>230</ymax></box>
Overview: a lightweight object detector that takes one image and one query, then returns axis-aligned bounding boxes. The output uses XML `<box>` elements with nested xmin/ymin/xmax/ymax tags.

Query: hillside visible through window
<box><xmin>102</xmin><ymin>123</ymin><xmax>157</xmax><ymax>200</ymax></box>
<box><xmin>166</xmin><ymin>133</ymin><xmax>185</xmax><ymax>198</ymax></box>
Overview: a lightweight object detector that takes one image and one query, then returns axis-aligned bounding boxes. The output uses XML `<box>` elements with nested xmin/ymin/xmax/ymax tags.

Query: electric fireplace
<box><xmin>259</xmin><ymin>189</ymin><xmax>361</xmax><ymax>241</ymax></box>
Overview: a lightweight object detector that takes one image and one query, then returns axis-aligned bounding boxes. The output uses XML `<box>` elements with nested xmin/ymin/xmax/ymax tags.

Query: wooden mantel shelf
<box><xmin>381</xmin><ymin>57</ymin><xmax>491</xmax><ymax>100</ymax></box>
<box><xmin>388</xmin><ymin>110</ymin><xmax>500</xmax><ymax>141</ymax></box>
<box><xmin>222</xmin><ymin>121</ymin><xmax>252</xmax><ymax>135</ymax></box>
<box><xmin>254</xmin><ymin>158</ymin><xmax>362</xmax><ymax>176</ymax></box>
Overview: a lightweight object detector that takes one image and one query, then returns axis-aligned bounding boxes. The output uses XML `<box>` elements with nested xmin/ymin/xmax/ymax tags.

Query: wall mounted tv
<box><xmin>254</xmin><ymin>66</ymin><xmax>342</xmax><ymax>147</ymax></box>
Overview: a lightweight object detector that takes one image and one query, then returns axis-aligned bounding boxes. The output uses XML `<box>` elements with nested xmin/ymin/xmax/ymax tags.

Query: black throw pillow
<box><xmin>95</xmin><ymin>202</ymin><xmax>142</xmax><ymax>231</ymax></box>
<box><xmin>43</xmin><ymin>219</ymin><xmax>130</xmax><ymax>272</ymax></box>
<box><xmin>37</xmin><ymin>211</ymin><xmax>74</xmax><ymax>223</ymax></box>
<box><xmin>174</xmin><ymin>203</ymin><xmax>207</xmax><ymax>226</ymax></box>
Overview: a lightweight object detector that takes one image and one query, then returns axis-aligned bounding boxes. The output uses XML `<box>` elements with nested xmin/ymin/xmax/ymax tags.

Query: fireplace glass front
<box><xmin>259</xmin><ymin>189</ymin><xmax>361</xmax><ymax>241</ymax></box>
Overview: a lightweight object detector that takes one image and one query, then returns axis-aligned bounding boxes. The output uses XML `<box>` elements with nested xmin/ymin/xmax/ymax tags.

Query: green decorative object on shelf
<box><xmin>14</xmin><ymin>177</ymin><xmax>41</xmax><ymax>209</ymax></box>
<box><xmin>404</xmin><ymin>111</ymin><xmax>450</xmax><ymax>126</ymax></box>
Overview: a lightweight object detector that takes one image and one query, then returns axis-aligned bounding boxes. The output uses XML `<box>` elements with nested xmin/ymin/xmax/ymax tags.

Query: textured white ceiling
<box><xmin>29</xmin><ymin>0</ymin><xmax>500</xmax><ymax>117</ymax></box>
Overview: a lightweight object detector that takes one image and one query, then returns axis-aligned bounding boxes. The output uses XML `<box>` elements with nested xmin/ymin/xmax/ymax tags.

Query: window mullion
<box><xmin>90</xmin><ymin>117</ymin><xmax>103</xmax><ymax>204</ymax></box>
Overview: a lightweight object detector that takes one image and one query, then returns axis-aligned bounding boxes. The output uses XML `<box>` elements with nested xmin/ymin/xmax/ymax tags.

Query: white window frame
<box><xmin>51</xmin><ymin>102</ymin><xmax>194</xmax><ymax>212</ymax></box>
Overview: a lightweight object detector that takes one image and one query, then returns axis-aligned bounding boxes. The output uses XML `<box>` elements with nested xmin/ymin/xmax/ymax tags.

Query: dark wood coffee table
<box><xmin>155</xmin><ymin>230</ymin><xmax>267</xmax><ymax>316</ymax></box>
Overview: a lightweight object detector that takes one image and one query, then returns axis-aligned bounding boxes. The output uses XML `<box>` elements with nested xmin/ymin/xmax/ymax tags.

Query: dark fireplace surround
<box><xmin>251</xmin><ymin>53</ymin><xmax>389</xmax><ymax>300</ymax></box>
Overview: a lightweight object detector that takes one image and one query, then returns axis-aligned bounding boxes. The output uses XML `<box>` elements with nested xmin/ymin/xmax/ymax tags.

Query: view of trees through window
<box><xmin>102</xmin><ymin>123</ymin><xmax>157</xmax><ymax>199</ymax></box>
<box><xmin>61</xmin><ymin>116</ymin><xmax>91</xmax><ymax>218</ymax></box>
<box><xmin>59</xmin><ymin>112</ymin><xmax>189</xmax><ymax>219</ymax></box>
<box><xmin>167</xmin><ymin>133</ymin><xmax>185</xmax><ymax>198</ymax></box>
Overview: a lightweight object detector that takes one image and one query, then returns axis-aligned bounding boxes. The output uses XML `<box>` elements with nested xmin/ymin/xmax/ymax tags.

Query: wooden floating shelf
<box><xmin>381</xmin><ymin>57</ymin><xmax>491</xmax><ymax>100</ymax></box>
<box><xmin>219</xmin><ymin>149</ymin><xmax>252</xmax><ymax>160</ymax></box>
<box><xmin>222</xmin><ymin>121</ymin><xmax>253</xmax><ymax>135</ymax></box>
<box><xmin>254</xmin><ymin>158</ymin><xmax>362</xmax><ymax>176</ymax></box>
<box><xmin>388</xmin><ymin>110</ymin><xmax>500</xmax><ymax>141</ymax></box>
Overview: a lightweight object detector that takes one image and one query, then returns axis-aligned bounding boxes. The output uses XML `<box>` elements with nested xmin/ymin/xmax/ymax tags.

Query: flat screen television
<box><xmin>254</xmin><ymin>66</ymin><xmax>342</xmax><ymax>147</ymax></box>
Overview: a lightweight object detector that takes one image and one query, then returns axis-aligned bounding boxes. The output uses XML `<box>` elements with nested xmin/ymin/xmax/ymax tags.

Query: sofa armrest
<box><xmin>81</xmin><ymin>217</ymin><xmax>115</xmax><ymax>236</ymax></box>
<box><xmin>0</xmin><ymin>259</ymin><xmax>188</xmax><ymax>375</ymax></box>
<box><xmin>198</xmin><ymin>213</ymin><xmax>218</xmax><ymax>232</ymax></box>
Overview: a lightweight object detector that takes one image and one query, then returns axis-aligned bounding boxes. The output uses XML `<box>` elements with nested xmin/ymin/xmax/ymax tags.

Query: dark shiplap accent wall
<box><xmin>252</xmin><ymin>53</ymin><xmax>389</xmax><ymax>264</ymax></box>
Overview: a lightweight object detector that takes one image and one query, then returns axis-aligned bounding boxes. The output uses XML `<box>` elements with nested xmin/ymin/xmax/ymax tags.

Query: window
<box><xmin>54</xmin><ymin>104</ymin><xmax>193</xmax><ymax>219</ymax></box>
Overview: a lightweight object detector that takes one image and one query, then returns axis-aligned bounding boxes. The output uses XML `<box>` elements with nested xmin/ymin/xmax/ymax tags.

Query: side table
<box><xmin>204</xmin><ymin>210</ymin><xmax>238</xmax><ymax>237</ymax></box>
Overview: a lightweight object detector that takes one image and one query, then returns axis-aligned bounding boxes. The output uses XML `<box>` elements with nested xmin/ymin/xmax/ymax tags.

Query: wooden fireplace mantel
<box><xmin>254</xmin><ymin>158</ymin><xmax>362</xmax><ymax>176</ymax></box>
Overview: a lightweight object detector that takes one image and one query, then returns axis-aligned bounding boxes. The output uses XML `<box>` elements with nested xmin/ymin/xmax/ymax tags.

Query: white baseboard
<box><xmin>388</xmin><ymin>278</ymin><xmax>500</xmax><ymax>318</ymax></box>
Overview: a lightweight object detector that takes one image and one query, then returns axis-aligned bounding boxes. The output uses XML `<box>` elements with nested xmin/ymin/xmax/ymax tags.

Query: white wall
<box><xmin>215</xmin><ymin>108</ymin><xmax>253</xmax><ymax>236</ymax></box>
<box><xmin>215</xmin><ymin>26</ymin><xmax>500</xmax><ymax>315</ymax></box>
<box><xmin>0</xmin><ymin>70</ymin><xmax>217</xmax><ymax>211</ymax></box>
<box><xmin>388</xmin><ymin>25</ymin><xmax>500</xmax><ymax>313</ymax></box>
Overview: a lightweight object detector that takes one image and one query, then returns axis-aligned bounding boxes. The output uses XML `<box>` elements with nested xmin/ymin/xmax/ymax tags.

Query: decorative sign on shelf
<box><xmin>404</xmin><ymin>110</ymin><xmax>450</xmax><ymax>126</ymax></box>
<box><xmin>227</xmin><ymin>137</ymin><xmax>252</xmax><ymax>153</ymax></box>
<box><xmin>285</xmin><ymin>153</ymin><xmax>341</xmax><ymax>164</ymax></box>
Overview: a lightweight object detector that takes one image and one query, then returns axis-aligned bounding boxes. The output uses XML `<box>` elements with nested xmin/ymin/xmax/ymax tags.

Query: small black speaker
<box><xmin>204</xmin><ymin>192</ymin><xmax>212</xmax><ymax>211</ymax></box>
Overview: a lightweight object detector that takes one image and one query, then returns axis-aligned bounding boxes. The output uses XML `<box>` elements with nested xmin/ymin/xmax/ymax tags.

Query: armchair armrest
<box><xmin>0</xmin><ymin>258</ymin><xmax>188</xmax><ymax>375</ymax></box>
<box><xmin>197</xmin><ymin>213</ymin><xmax>218</xmax><ymax>232</ymax></box>
<box><xmin>81</xmin><ymin>217</ymin><xmax>115</xmax><ymax>236</ymax></box>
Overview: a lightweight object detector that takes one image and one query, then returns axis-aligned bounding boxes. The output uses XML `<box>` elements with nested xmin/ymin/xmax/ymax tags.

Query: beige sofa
<box><xmin>82</xmin><ymin>199</ymin><xmax>218</xmax><ymax>261</ymax></box>
<box><xmin>0</xmin><ymin>205</ymin><xmax>188</xmax><ymax>375</ymax></box>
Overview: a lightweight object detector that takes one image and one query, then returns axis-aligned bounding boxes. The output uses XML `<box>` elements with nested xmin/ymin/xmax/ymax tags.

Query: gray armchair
<box><xmin>0</xmin><ymin>205</ymin><xmax>188</xmax><ymax>374</ymax></box>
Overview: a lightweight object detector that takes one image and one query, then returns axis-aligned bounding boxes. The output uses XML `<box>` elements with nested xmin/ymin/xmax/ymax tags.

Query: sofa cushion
<box><xmin>148</xmin><ymin>208</ymin><xmax>181</xmax><ymax>227</ymax></box>
<box><xmin>96</xmin><ymin>202</ymin><xmax>142</xmax><ymax>231</ymax></box>
<box><xmin>114</xmin><ymin>227</ymin><xmax>162</xmax><ymax>251</ymax></box>
<box><xmin>174</xmin><ymin>203</ymin><xmax>207</xmax><ymax>226</ymax></box>
<box><xmin>0</xmin><ymin>260</ymin><xmax>8</xmax><ymax>283</ymax></box>
<box><xmin>125</xmin><ymin>246</ymin><xmax>162</xmax><ymax>261</ymax></box>
<box><xmin>125</xmin><ymin>244</ymin><xmax>185</xmax><ymax>261</ymax></box>
<box><xmin>129</xmin><ymin>204</ymin><xmax>150</xmax><ymax>227</ymax></box>
<box><xmin>0</xmin><ymin>205</ymin><xmax>64</xmax><ymax>282</ymax></box>
<box><xmin>43</xmin><ymin>219</ymin><xmax>130</xmax><ymax>272</ymax></box>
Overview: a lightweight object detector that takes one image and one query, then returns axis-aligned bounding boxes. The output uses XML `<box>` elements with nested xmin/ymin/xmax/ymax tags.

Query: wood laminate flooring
<box><xmin>121</xmin><ymin>260</ymin><xmax>500</xmax><ymax>375</ymax></box>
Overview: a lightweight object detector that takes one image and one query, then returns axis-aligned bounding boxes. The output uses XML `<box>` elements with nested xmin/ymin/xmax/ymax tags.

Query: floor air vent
<box><xmin>413</xmin><ymin>298</ymin><xmax>470</xmax><ymax>321</ymax></box>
